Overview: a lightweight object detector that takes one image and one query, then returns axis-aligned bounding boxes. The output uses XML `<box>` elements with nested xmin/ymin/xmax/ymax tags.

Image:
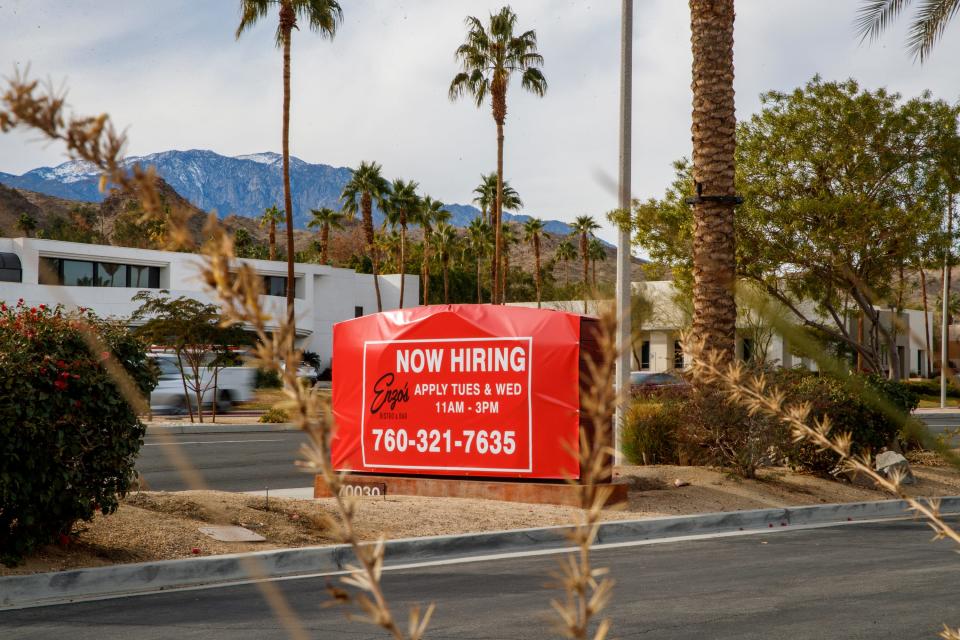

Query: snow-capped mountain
<box><xmin>0</xmin><ymin>149</ymin><xmax>572</xmax><ymax>234</ymax></box>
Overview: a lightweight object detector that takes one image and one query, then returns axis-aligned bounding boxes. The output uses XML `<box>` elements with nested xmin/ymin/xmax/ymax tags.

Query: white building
<box><xmin>0</xmin><ymin>237</ymin><xmax>417</xmax><ymax>370</ymax></box>
<box><xmin>511</xmin><ymin>280</ymin><xmax>934</xmax><ymax>378</ymax></box>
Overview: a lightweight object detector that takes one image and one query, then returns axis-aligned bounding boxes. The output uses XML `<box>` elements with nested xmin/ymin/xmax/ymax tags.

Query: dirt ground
<box><xmin>6</xmin><ymin>453</ymin><xmax>960</xmax><ymax>577</ymax></box>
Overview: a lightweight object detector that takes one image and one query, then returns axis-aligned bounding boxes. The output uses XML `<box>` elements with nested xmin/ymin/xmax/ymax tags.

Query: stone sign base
<box><xmin>314</xmin><ymin>473</ymin><xmax>628</xmax><ymax>507</ymax></box>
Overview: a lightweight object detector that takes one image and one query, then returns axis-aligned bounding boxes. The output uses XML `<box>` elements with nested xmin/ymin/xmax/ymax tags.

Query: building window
<box><xmin>640</xmin><ymin>340</ymin><xmax>650</xmax><ymax>370</ymax></box>
<box><xmin>263</xmin><ymin>275</ymin><xmax>287</xmax><ymax>297</ymax></box>
<box><xmin>0</xmin><ymin>252</ymin><xmax>21</xmax><ymax>283</ymax></box>
<box><xmin>673</xmin><ymin>340</ymin><xmax>684</xmax><ymax>369</ymax></box>
<box><xmin>354</xmin><ymin>306</ymin><xmax>364</xmax><ymax>318</ymax></box>
<box><xmin>742</xmin><ymin>338</ymin><xmax>754</xmax><ymax>363</ymax></box>
<box><xmin>39</xmin><ymin>257</ymin><xmax>160</xmax><ymax>288</ymax></box>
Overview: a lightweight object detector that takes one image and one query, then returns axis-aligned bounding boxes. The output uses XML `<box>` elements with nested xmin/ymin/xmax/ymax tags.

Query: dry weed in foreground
<box><xmin>687</xmin><ymin>340</ymin><xmax>960</xmax><ymax>639</ymax></box>
<box><xmin>199</xmin><ymin>222</ymin><xmax>434</xmax><ymax>640</ymax></box>
<box><xmin>550</xmin><ymin>310</ymin><xmax>618</xmax><ymax>640</ymax></box>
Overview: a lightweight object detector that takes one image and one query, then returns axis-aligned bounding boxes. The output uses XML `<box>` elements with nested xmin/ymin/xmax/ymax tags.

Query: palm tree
<box><xmin>341</xmin><ymin>161</ymin><xmax>392</xmax><ymax>311</ymax></box>
<box><xmin>570</xmin><ymin>215</ymin><xmax>600</xmax><ymax>313</ymax></box>
<box><xmin>450</xmin><ymin>6</ymin><xmax>547</xmax><ymax>305</ymax></box>
<box><xmin>432</xmin><ymin>222</ymin><xmax>457</xmax><ymax>304</ymax></box>
<box><xmin>236</xmin><ymin>0</ymin><xmax>342</xmax><ymax>326</ymax></box>
<box><xmin>523</xmin><ymin>217</ymin><xmax>546</xmax><ymax>308</ymax></box>
<box><xmin>856</xmin><ymin>0</ymin><xmax>960</xmax><ymax>61</ymax></box>
<box><xmin>259</xmin><ymin>205</ymin><xmax>284</xmax><ymax>261</ymax></box>
<box><xmin>588</xmin><ymin>237</ymin><xmax>606</xmax><ymax>288</ymax></box>
<box><xmin>374</xmin><ymin>230</ymin><xmax>401</xmax><ymax>273</ymax></box>
<box><xmin>306</xmin><ymin>207</ymin><xmax>345</xmax><ymax>265</ymax></box>
<box><xmin>418</xmin><ymin>196</ymin><xmax>451</xmax><ymax>305</ymax></box>
<box><xmin>554</xmin><ymin>239</ymin><xmax>577</xmax><ymax>287</ymax></box>
<box><xmin>473</xmin><ymin>173</ymin><xmax>523</xmax><ymax>226</ymax></box>
<box><xmin>689</xmin><ymin>0</ymin><xmax>737</xmax><ymax>362</ymax></box>
<box><xmin>467</xmin><ymin>217</ymin><xmax>493</xmax><ymax>303</ymax></box>
<box><xmin>383</xmin><ymin>179</ymin><xmax>420</xmax><ymax>308</ymax></box>
<box><xmin>500</xmin><ymin>224</ymin><xmax>518</xmax><ymax>303</ymax></box>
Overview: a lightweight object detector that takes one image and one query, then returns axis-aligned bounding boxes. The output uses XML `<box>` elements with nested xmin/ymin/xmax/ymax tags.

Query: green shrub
<box><xmin>774</xmin><ymin>370</ymin><xmax>917</xmax><ymax>473</ymax></box>
<box><xmin>0</xmin><ymin>301</ymin><xmax>156</xmax><ymax>566</ymax></box>
<box><xmin>259</xmin><ymin>407</ymin><xmax>290</xmax><ymax>423</ymax></box>
<box><xmin>903</xmin><ymin>378</ymin><xmax>960</xmax><ymax>399</ymax></box>
<box><xmin>255</xmin><ymin>367</ymin><xmax>282</xmax><ymax>389</ymax></box>
<box><xmin>621</xmin><ymin>398</ymin><xmax>684</xmax><ymax>465</ymax></box>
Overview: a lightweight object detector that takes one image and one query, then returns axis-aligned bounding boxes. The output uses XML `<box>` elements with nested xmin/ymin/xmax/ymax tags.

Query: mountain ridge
<box><xmin>0</xmin><ymin>149</ymin><xmax>574</xmax><ymax>235</ymax></box>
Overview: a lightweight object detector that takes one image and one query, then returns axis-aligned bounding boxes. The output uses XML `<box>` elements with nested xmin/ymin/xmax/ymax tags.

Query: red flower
<box><xmin>56</xmin><ymin>360</ymin><xmax>66</xmax><ymax>369</ymax></box>
<box><xmin>39</xmin><ymin>367</ymin><xmax>47</xmax><ymax>375</ymax></box>
<box><xmin>57</xmin><ymin>534</ymin><xmax>71</xmax><ymax>546</ymax></box>
<box><xmin>53</xmin><ymin>380</ymin><xmax>68</xmax><ymax>391</ymax></box>
<box><xmin>71</xmin><ymin>374</ymin><xmax>80</xmax><ymax>380</ymax></box>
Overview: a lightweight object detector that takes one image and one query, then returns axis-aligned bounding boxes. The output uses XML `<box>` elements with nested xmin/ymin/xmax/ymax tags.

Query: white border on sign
<box><xmin>360</xmin><ymin>336</ymin><xmax>534</xmax><ymax>473</ymax></box>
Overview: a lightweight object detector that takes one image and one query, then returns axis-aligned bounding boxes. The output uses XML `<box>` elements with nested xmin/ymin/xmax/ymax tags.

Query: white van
<box><xmin>149</xmin><ymin>354</ymin><xmax>255</xmax><ymax>414</ymax></box>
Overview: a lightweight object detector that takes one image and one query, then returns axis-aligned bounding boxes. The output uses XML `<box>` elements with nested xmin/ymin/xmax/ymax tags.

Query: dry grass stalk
<box><xmin>550</xmin><ymin>309</ymin><xmax>618</xmax><ymax>640</ymax></box>
<box><xmin>2</xmin><ymin>73</ymin><xmax>431</xmax><ymax>639</ymax></box>
<box><xmin>686</xmin><ymin>339</ymin><xmax>960</xmax><ymax>639</ymax></box>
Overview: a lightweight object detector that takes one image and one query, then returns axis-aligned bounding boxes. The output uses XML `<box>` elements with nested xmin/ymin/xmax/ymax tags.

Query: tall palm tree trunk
<box><xmin>501</xmin><ymin>251</ymin><xmax>510</xmax><ymax>303</ymax></box>
<box><xmin>280</xmin><ymin>6</ymin><xmax>296</xmax><ymax>335</ymax></box>
<box><xmin>422</xmin><ymin>242</ymin><xmax>430</xmax><ymax>305</ymax></box>
<box><xmin>920</xmin><ymin>264</ymin><xmax>932</xmax><ymax>376</ymax></box>
<box><xmin>494</xmin><ymin>120</ymin><xmax>505</xmax><ymax>305</ymax></box>
<box><xmin>689</xmin><ymin>0</ymin><xmax>737</xmax><ymax>363</ymax></box>
<box><xmin>477</xmin><ymin>256</ymin><xmax>483</xmax><ymax>303</ymax></box>
<box><xmin>534</xmin><ymin>237</ymin><xmax>542</xmax><ymax>308</ymax></box>
<box><xmin>320</xmin><ymin>223</ymin><xmax>330</xmax><ymax>264</ymax></box>
<box><xmin>399</xmin><ymin>223</ymin><xmax>406</xmax><ymax>308</ymax></box>
<box><xmin>268</xmin><ymin>222</ymin><xmax>276</xmax><ymax>261</ymax></box>
<box><xmin>581</xmin><ymin>235</ymin><xmax>589</xmax><ymax>314</ymax></box>
<box><xmin>362</xmin><ymin>194</ymin><xmax>383</xmax><ymax>312</ymax></box>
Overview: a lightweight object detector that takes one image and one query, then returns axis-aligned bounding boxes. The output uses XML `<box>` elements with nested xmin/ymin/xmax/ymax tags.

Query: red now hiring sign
<box><xmin>331</xmin><ymin>305</ymin><xmax>583</xmax><ymax>479</ymax></box>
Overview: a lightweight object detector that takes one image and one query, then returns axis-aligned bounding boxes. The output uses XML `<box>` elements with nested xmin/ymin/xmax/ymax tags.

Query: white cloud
<box><xmin>1</xmin><ymin>0</ymin><xmax>959</xmax><ymax>245</ymax></box>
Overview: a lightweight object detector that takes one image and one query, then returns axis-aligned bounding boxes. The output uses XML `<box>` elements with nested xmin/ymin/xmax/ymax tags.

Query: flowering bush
<box><xmin>0</xmin><ymin>301</ymin><xmax>157</xmax><ymax>566</ymax></box>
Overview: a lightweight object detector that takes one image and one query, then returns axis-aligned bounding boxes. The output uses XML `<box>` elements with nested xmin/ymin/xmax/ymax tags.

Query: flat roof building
<box><xmin>0</xmin><ymin>237</ymin><xmax>418</xmax><ymax>371</ymax></box>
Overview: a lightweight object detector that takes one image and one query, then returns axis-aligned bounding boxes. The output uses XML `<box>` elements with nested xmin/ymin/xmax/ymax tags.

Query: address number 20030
<box><xmin>371</xmin><ymin>428</ymin><xmax>516</xmax><ymax>455</ymax></box>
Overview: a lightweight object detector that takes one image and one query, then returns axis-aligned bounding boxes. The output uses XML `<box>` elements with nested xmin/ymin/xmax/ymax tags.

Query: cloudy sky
<box><xmin>2</xmin><ymin>0</ymin><xmax>960</xmax><ymax>243</ymax></box>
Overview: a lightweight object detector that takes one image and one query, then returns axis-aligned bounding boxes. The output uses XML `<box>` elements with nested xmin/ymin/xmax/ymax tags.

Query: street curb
<box><xmin>145</xmin><ymin>423</ymin><xmax>300</xmax><ymax>435</ymax></box>
<box><xmin>3</xmin><ymin>496</ymin><xmax>957</xmax><ymax>610</ymax></box>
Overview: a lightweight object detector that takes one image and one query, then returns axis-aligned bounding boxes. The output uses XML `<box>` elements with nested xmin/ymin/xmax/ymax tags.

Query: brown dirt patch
<box><xmin>7</xmin><ymin>462</ymin><xmax>960</xmax><ymax>576</ymax></box>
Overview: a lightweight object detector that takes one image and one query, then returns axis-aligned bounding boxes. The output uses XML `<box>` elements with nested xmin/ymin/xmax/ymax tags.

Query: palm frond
<box><xmin>855</xmin><ymin>0</ymin><xmax>913</xmax><ymax>41</ymax></box>
<box><xmin>235</xmin><ymin>0</ymin><xmax>275</xmax><ymax>40</ymax></box>
<box><xmin>906</xmin><ymin>0</ymin><xmax>960</xmax><ymax>60</ymax></box>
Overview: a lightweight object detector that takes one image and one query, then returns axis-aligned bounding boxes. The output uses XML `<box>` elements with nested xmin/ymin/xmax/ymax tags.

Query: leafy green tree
<box><xmin>523</xmin><ymin>217</ymin><xmax>546</xmax><ymax>308</ymax></box>
<box><xmin>570</xmin><ymin>215</ymin><xmax>600</xmax><ymax>312</ymax></box>
<box><xmin>857</xmin><ymin>0</ymin><xmax>960</xmax><ymax>61</ymax></box>
<box><xmin>341</xmin><ymin>161</ymin><xmax>392</xmax><ymax>311</ymax></box>
<box><xmin>450</xmin><ymin>6</ymin><xmax>546</xmax><ymax>304</ymax></box>
<box><xmin>383</xmin><ymin>179</ymin><xmax>420</xmax><ymax>308</ymax></box>
<box><xmin>15</xmin><ymin>212</ymin><xmax>36</xmax><ymax>237</ymax></box>
<box><xmin>258</xmin><ymin>205</ymin><xmax>284</xmax><ymax>261</ymax></box>
<box><xmin>432</xmin><ymin>222</ymin><xmax>458</xmax><ymax>304</ymax></box>
<box><xmin>131</xmin><ymin>291</ymin><xmax>250</xmax><ymax>422</ymax></box>
<box><xmin>467</xmin><ymin>217</ymin><xmax>493</xmax><ymax>303</ymax></box>
<box><xmin>307</xmin><ymin>207</ymin><xmax>346</xmax><ymax>265</ymax></box>
<box><xmin>633</xmin><ymin>76</ymin><xmax>960</xmax><ymax>378</ymax></box>
<box><xmin>236</xmin><ymin>0</ymin><xmax>343</xmax><ymax>324</ymax></box>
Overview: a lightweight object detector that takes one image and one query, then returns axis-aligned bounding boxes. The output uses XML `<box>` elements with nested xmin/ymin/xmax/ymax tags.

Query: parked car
<box><xmin>149</xmin><ymin>354</ymin><xmax>255</xmax><ymax>414</ymax></box>
<box><xmin>629</xmin><ymin>371</ymin><xmax>688</xmax><ymax>394</ymax></box>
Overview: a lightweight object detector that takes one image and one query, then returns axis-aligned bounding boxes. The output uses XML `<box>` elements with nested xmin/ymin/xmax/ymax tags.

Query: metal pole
<box><xmin>614</xmin><ymin>0</ymin><xmax>633</xmax><ymax>465</ymax></box>
<box><xmin>942</xmin><ymin>195</ymin><xmax>953</xmax><ymax>408</ymax></box>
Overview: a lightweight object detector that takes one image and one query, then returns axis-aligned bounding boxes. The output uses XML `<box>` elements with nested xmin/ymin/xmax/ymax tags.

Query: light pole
<box><xmin>614</xmin><ymin>0</ymin><xmax>633</xmax><ymax>464</ymax></box>
<box><xmin>942</xmin><ymin>195</ymin><xmax>954</xmax><ymax>408</ymax></box>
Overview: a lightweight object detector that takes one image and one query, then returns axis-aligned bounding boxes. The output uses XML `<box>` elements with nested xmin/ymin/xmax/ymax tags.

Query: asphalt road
<box><xmin>135</xmin><ymin>432</ymin><xmax>313</xmax><ymax>492</ymax></box>
<box><xmin>3</xmin><ymin>519</ymin><xmax>958</xmax><ymax>639</ymax></box>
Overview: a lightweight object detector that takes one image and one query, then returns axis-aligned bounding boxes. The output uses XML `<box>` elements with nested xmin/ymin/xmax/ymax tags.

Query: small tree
<box><xmin>15</xmin><ymin>212</ymin><xmax>37</xmax><ymax>237</ymax></box>
<box><xmin>131</xmin><ymin>291</ymin><xmax>250</xmax><ymax>422</ymax></box>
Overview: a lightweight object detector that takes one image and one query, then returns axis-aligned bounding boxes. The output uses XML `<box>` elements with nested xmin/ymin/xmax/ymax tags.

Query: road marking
<box><xmin>143</xmin><ymin>439</ymin><xmax>283</xmax><ymax>446</ymax></box>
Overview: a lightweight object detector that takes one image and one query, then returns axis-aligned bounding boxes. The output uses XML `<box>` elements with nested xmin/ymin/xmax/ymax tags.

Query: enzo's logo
<box><xmin>370</xmin><ymin>372</ymin><xmax>409</xmax><ymax>414</ymax></box>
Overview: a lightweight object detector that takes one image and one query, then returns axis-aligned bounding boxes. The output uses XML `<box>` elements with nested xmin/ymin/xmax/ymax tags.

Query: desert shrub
<box><xmin>681</xmin><ymin>385</ymin><xmax>788</xmax><ymax>479</ymax></box>
<box><xmin>255</xmin><ymin>367</ymin><xmax>282</xmax><ymax>388</ymax></box>
<box><xmin>259</xmin><ymin>407</ymin><xmax>290</xmax><ymax>423</ymax></box>
<box><xmin>774</xmin><ymin>370</ymin><xmax>917</xmax><ymax>473</ymax></box>
<box><xmin>0</xmin><ymin>301</ymin><xmax>156</xmax><ymax>566</ymax></box>
<box><xmin>621</xmin><ymin>396</ymin><xmax>686</xmax><ymax>465</ymax></box>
